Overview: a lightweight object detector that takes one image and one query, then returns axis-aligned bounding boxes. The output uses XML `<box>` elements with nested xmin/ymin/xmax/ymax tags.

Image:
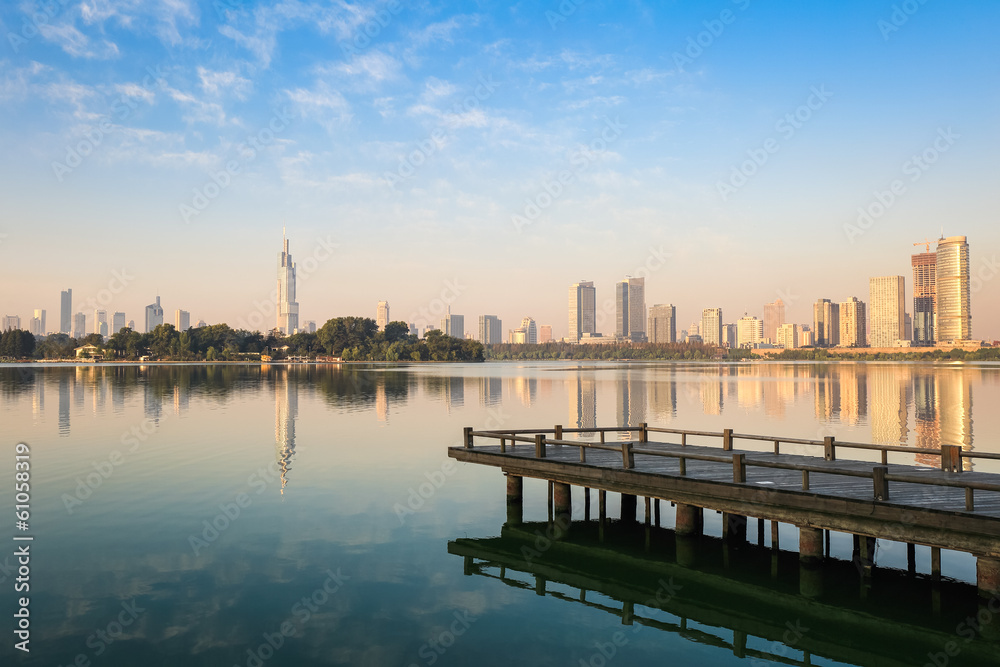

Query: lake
<box><xmin>2</xmin><ymin>361</ymin><xmax>999</xmax><ymax>666</ymax></box>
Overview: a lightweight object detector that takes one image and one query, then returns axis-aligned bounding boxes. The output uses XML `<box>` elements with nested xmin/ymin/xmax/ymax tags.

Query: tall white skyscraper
<box><xmin>376</xmin><ymin>301</ymin><xmax>390</xmax><ymax>331</ymax></box>
<box><xmin>520</xmin><ymin>317</ymin><xmax>538</xmax><ymax>344</ymax></box>
<box><xmin>648</xmin><ymin>304</ymin><xmax>677</xmax><ymax>343</ymax></box>
<box><xmin>936</xmin><ymin>235</ymin><xmax>971</xmax><ymax>342</ymax></box>
<box><xmin>568</xmin><ymin>281</ymin><xmax>597</xmax><ymax>342</ymax></box>
<box><xmin>175</xmin><ymin>309</ymin><xmax>190</xmax><ymax>332</ymax></box>
<box><xmin>701</xmin><ymin>308</ymin><xmax>723</xmax><ymax>346</ymax></box>
<box><xmin>869</xmin><ymin>276</ymin><xmax>906</xmax><ymax>348</ymax></box>
<box><xmin>145</xmin><ymin>296</ymin><xmax>164</xmax><ymax>333</ymax></box>
<box><xmin>277</xmin><ymin>231</ymin><xmax>299</xmax><ymax>334</ymax></box>
<box><xmin>60</xmin><ymin>289</ymin><xmax>72</xmax><ymax>334</ymax></box>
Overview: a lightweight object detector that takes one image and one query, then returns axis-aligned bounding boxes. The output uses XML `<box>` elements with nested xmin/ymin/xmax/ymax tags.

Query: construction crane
<box><xmin>913</xmin><ymin>239</ymin><xmax>933</xmax><ymax>253</ymax></box>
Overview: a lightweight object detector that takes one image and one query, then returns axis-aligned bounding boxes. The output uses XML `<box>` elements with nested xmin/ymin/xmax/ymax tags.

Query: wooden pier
<box><xmin>449</xmin><ymin>424</ymin><xmax>1000</xmax><ymax>597</ymax></box>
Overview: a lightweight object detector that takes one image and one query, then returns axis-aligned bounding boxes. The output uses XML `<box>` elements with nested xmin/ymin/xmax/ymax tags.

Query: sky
<box><xmin>0</xmin><ymin>0</ymin><xmax>998</xmax><ymax>340</ymax></box>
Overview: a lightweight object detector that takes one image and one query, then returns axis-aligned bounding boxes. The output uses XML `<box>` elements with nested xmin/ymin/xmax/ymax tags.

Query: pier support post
<box><xmin>620</xmin><ymin>494</ymin><xmax>637</xmax><ymax>523</ymax></box>
<box><xmin>599</xmin><ymin>491</ymin><xmax>607</xmax><ymax>543</ymax></box>
<box><xmin>675</xmin><ymin>503</ymin><xmax>703</xmax><ymax>537</ymax></box>
<box><xmin>799</xmin><ymin>526</ymin><xmax>824</xmax><ymax>564</ymax></box>
<box><xmin>853</xmin><ymin>535</ymin><xmax>876</xmax><ymax>578</ymax></box>
<box><xmin>906</xmin><ymin>543</ymin><xmax>916</xmax><ymax>576</ymax></box>
<box><xmin>931</xmin><ymin>547</ymin><xmax>942</xmax><ymax>581</ymax></box>
<box><xmin>553</xmin><ymin>482</ymin><xmax>571</xmax><ymax>520</ymax></box>
<box><xmin>977</xmin><ymin>557</ymin><xmax>1000</xmax><ymax>599</ymax></box>
<box><xmin>676</xmin><ymin>535</ymin><xmax>697</xmax><ymax>568</ymax></box>
<box><xmin>505</xmin><ymin>474</ymin><xmax>523</xmax><ymax>526</ymax></box>
<box><xmin>584</xmin><ymin>487</ymin><xmax>591</xmax><ymax>522</ymax></box>
<box><xmin>723</xmin><ymin>513</ymin><xmax>747</xmax><ymax>544</ymax></box>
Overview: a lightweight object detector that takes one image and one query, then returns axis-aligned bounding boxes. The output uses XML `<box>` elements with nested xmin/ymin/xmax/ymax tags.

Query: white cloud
<box><xmin>334</xmin><ymin>51</ymin><xmax>401</xmax><ymax>83</ymax></box>
<box><xmin>197</xmin><ymin>67</ymin><xmax>253</xmax><ymax>100</ymax></box>
<box><xmin>39</xmin><ymin>23</ymin><xmax>120</xmax><ymax>59</ymax></box>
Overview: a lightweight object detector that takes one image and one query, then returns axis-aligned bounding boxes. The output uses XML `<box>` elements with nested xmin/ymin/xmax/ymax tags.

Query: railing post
<box><xmin>535</xmin><ymin>434</ymin><xmax>546</xmax><ymax>459</ymax></box>
<box><xmin>941</xmin><ymin>445</ymin><xmax>961</xmax><ymax>472</ymax></box>
<box><xmin>723</xmin><ymin>428</ymin><xmax>733</xmax><ymax>451</ymax></box>
<box><xmin>554</xmin><ymin>424</ymin><xmax>563</xmax><ymax>441</ymax></box>
<box><xmin>678</xmin><ymin>456</ymin><xmax>687</xmax><ymax>476</ymax></box>
<box><xmin>733</xmin><ymin>454</ymin><xmax>746</xmax><ymax>483</ymax></box>
<box><xmin>464</xmin><ymin>427</ymin><xmax>474</xmax><ymax>448</ymax></box>
<box><xmin>621</xmin><ymin>442</ymin><xmax>634</xmax><ymax>469</ymax></box>
<box><xmin>640</xmin><ymin>423</ymin><xmax>648</xmax><ymax>443</ymax></box>
<box><xmin>824</xmin><ymin>436</ymin><xmax>836</xmax><ymax>461</ymax></box>
<box><xmin>966</xmin><ymin>487</ymin><xmax>975</xmax><ymax>511</ymax></box>
<box><xmin>873</xmin><ymin>465</ymin><xmax>889</xmax><ymax>501</ymax></box>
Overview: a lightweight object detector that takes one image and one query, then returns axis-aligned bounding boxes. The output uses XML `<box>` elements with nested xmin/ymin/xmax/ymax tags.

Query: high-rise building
<box><xmin>113</xmin><ymin>312</ymin><xmax>126</xmax><ymax>334</ymax></box>
<box><xmin>799</xmin><ymin>327</ymin><xmax>815</xmax><ymax>348</ymax></box>
<box><xmin>303</xmin><ymin>321</ymin><xmax>316</xmax><ymax>334</ymax></box>
<box><xmin>615</xmin><ymin>277</ymin><xmax>646</xmax><ymax>341</ymax></box>
<box><xmin>724</xmin><ymin>323</ymin><xmax>737</xmax><ymax>349</ymax></box>
<box><xmin>647</xmin><ymin>304</ymin><xmax>677</xmax><ymax>343</ymax></box>
<box><xmin>776</xmin><ymin>323</ymin><xmax>800</xmax><ymax>349</ymax></box>
<box><xmin>763</xmin><ymin>298</ymin><xmax>785</xmax><ymax>343</ymax></box>
<box><xmin>94</xmin><ymin>310</ymin><xmax>108</xmax><ymax>337</ymax></box>
<box><xmin>568</xmin><ymin>281</ymin><xmax>596</xmax><ymax>342</ymax></box>
<box><xmin>408</xmin><ymin>323</ymin><xmax>418</xmax><ymax>337</ymax></box>
<box><xmin>539</xmin><ymin>325</ymin><xmax>553</xmax><ymax>343</ymax></box>
<box><xmin>870</xmin><ymin>276</ymin><xmax>906</xmax><ymax>348</ymax></box>
<box><xmin>277</xmin><ymin>232</ymin><xmax>299</xmax><ymax>334</ymax></box>
<box><xmin>175</xmin><ymin>309</ymin><xmax>190</xmax><ymax>332</ymax></box>
<box><xmin>911</xmin><ymin>250</ymin><xmax>936</xmax><ymax>345</ymax></box>
<box><xmin>736</xmin><ymin>315</ymin><xmax>763</xmax><ymax>348</ymax></box>
<box><xmin>839</xmin><ymin>297</ymin><xmax>867</xmax><ymax>347</ymax></box>
<box><xmin>936</xmin><ymin>236</ymin><xmax>971</xmax><ymax>342</ymax></box>
<box><xmin>145</xmin><ymin>296</ymin><xmax>164</xmax><ymax>332</ymax></box>
<box><xmin>478</xmin><ymin>315</ymin><xmax>502</xmax><ymax>345</ymax></box>
<box><xmin>1</xmin><ymin>315</ymin><xmax>20</xmax><ymax>331</ymax></box>
<box><xmin>813</xmin><ymin>299</ymin><xmax>840</xmax><ymax>347</ymax></box>
<box><xmin>376</xmin><ymin>301</ymin><xmax>389</xmax><ymax>331</ymax></box>
<box><xmin>440</xmin><ymin>307</ymin><xmax>464</xmax><ymax>338</ymax></box>
<box><xmin>127</xmin><ymin>319</ymin><xmax>137</xmax><ymax>331</ymax></box>
<box><xmin>30</xmin><ymin>309</ymin><xmax>46</xmax><ymax>336</ymax></box>
<box><xmin>60</xmin><ymin>289</ymin><xmax>72</xmax><ymax>333</ymax></box>
<box><xmin>701</xmin><ymin>308</ymin><xmax>723</xmax><ymax>346</ymax></box>
<box><xmin>520</xmin><ymin>317</ymin><xmax>538</xmax><ymax>344</ymax></box>
<box><xmin>73</xmin><ymin>312</ymin><xmax>86</xmax><ymax>338</ymax></box>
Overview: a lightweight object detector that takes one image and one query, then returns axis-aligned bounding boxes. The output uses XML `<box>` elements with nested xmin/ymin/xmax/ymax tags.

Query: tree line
<box><xmin>485</xmin><ymin>341</ymin><xmax>744</xmax><ymax>360</ymax></box>
<box><xmin>0</xmin><ymin>317</ymin><xmax>484</xmax><ymax>362</ymax></box>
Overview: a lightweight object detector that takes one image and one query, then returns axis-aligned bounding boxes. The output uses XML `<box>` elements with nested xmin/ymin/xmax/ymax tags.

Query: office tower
<box><xmin>60</xmin><ymin>289</ymin><xmax>72</xmax><ymax>333</ymax></box>
<box><xmin>376</xmin><ymin>301</ymin><xmax>389</xmax><ymax>331</ymax></box>
<box><xmin>174</xmin><ymin>309</ymin><xmax>190</xmax><ymax>332</ymax></box>
<box><xmin>128</xmin><ymin>319</ymin><xmax>137</xmax><ymax>330</ymax></box>
<box><xmin>113</xmin><ymin>312</ymin><xmax>126</xmax><ymax>334</ymax></box>
<box><xmin>936</xmin><ymin>236</ymin><xmax>971</xmax><ymax>342</ymax></box>
<box><xmin>30</xmin><ymin>309</ymin><xmax>46</xmax><ymax>336</ymax></box>
<box><xmin>839</xmin><ymin>297</ymin><xmax>867</xmax><ymax>347</ymax></box>
<box><xmin>912</xmin><ymin>250</ymin><xmax>936</xmax><ymax>345</ymax></box>
<box><xmin>904</xmin><ymin>312</ymin><xmax>912</xmax><ymax>341</ymax></box>
<box><xmin>869</xmin><ymin>276</ymin><xmax>906</xmax><ymax>348</ymax></box>
<box><xmin>776</xmin><ymin>323</ymin><xmax>799</xmax><ymax>349</ymax></box>
<box><xmin>478</xmin><ymin>315</ymin><xmax>502</xmax><ymax>345</ymax></box>
<box><xmin>440</xmin><ymin>307</ymin><xmax>464</xmax><ymax>338</ymax></box>
<box><xmin>568</xmin><ymin>281</ymin><xmax>597</xmax><ymax>342</ymax></box>
<box><xmin>615</xmin><ymin>277</ymin><xmax>646</xmax><ymax>341</ymax></box>
<box><xmin>724</xmin><ymin>323</ymin><xmax>737</xmax><ymax>349</ymax></box>
<box><xmin>647</xmin><ymin>304</ymin><xmax>677</xmax><ymax>343</ymax></box>
<box><xmin>303</xmin><ymin>321</ymin><xmax>316</xmax><ymax>334</ymax></box>
<box><xmin>93</xmin><ymin>309</ymin><xmax>107</xmax><ymax>336</ymax></box>
<box><xmin>701</xmin><ymin>308</ymin><xmax>723</xmax><ymax>346</ymax></box>
<box><xmin>145</xmin><ymin>296</ymin><xmax>164</xmax><ymax>332</ymax></box>
<box><xmin>539</xmin><ymin>325</ymin><xmax>553</xmax><ymax>343</ymax></box>
<box><xmin>520</xmin><ymin>317</ymin><xmax>538</xmax><ymax>344</ymax></box>
<box><xmin>73</xmin><ymin>312</ymin><xmax>86</xmax><ymax>338</ymax></box>
<box><xmin>408</xmin><ymin>323</ymin><xmax>418</xmax><ymax>337</ymax></box>
<box><xmin>812</xmin><ymin>299</ymin><xmax>842</xmax><ymax>347</ymax></box>
<box><xmin>277</xmin><ymin>232</ymin><xmax>300</xmax><ymax>334</ymax></box>
<box><xmin>763</xmin><ymin>298</ymin><xmax>785</xmax><ymax>343</ymax></box>
<box><xmin>800</xmin><ymin>327</ymin><xmax>815</xmax><ymax>347</ymax></box>
<box><xmin>2</xmin><ymin>315</ymin><xmax>20</xmax><ymax>331</ymax></box>
<box><xmin>736</xmin><ymin>315</ymin><xmax>763</xmax><ymax>348</ymax></box>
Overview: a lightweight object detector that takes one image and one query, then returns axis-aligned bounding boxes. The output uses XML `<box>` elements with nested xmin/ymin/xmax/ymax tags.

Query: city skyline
<box><xmin>1</xmin><ymin>3</ymin><xmax>997</xmax><ymax>340</ymax></box>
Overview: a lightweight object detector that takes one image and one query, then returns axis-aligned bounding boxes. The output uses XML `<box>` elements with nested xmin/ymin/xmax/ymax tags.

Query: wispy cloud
<box><xmin>39</xmin><ymin>23</ymin><xmax>120</xmax><ymax>59</ymax></box>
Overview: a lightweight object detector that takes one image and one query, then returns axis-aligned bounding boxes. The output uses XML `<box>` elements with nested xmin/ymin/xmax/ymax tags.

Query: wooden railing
<box><xmin>462</xmin><ymin>424</ymin><xmax>1000</xmax><ymax>512</ymax></box>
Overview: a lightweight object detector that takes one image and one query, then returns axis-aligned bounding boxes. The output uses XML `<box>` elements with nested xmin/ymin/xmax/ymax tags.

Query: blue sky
<box><xmin>1</xmin><ymin>0</ymin><xmax>998</xmax><ymax>339</ymax></box>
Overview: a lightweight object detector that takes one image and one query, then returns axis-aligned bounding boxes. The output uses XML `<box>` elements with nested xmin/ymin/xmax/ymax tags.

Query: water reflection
<box><xmin>274</xmin><ymin>368</ymin><xmax>297</xmax><ymax>493</ymax></box>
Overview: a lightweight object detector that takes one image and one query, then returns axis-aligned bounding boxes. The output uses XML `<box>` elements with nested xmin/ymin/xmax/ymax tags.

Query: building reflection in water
<box><xmin>935</xmin><ymin>368</ymin><xmax>974</xmax><ymax>471</ymax></box>
<box><xmin>700</xmin><ymin>379</ymin><xmax>723</xmax><ymax>416</ymax></box>
<box><xmin>274</xmin><ymin>369</ymin><xmax>297</xmax><ymax>494</ymax></box>
<box><xmin>480</xmin><ymin>376</ymin><xmax>502</xmax><ymax>407</ymax></box>
<box><xmin>569</xmin><ymin>373</ymin><xmax>597</xmax><ymax>432</ymax></box>
<box><xmin>616</xmin><ymin>371</ymin><xmax>646</xmax><ymax>439</ymax></box>
<box><xmin>58</xmin><ymin>373</ymin><xmax>71</xmax><ymax>436</ymax></box>
<box><xmin>868</xmin><ymin>364</ymin><xmax>911</xmax><ymax>447</ymax></box>
<box><xmin>376</xmin><ymin>377</ymin><xmax>388</xmax><ymax>423</ymax></box>
<box><xmin>647</xmin><ymin>372</ymin><xmax>677</xmax><ymax>422</ymax></box>
<box><xmin>512</xmin><ymin>377</ymin><xmax>536</xmax><ymax>407</ymax></box>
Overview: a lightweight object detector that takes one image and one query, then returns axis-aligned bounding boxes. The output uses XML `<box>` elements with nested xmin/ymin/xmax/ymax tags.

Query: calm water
<box><xmin>2</xmin><ymin>361</ymin><xmax>1000</xmax><ymax>666</ymax></box>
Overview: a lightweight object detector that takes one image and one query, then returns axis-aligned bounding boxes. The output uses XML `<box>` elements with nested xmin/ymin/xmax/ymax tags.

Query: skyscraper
<box><xmin>568</xmin><ymin>281</ymin><xmax>596</xmax><ymax>342</ymax></box>
<box><xmin>376</xmin><ymin>301</ymin><xmax>389</xmax><ymax>331</ymax></box>
<box><xmin>277</xmin><ymin>232</ymin><xmax>299</xmax><ymax>334</ymax></box>
<box><xmin>912</xmin><ymin>250</ymin><xmax>936</xmax><ymax>345</ymax></box>
<box><xmin>813</xmin><ymin>299</ymin><xmax>840</xmax><ymax>347</ymax></box>
<box><xmin>2</xmin><ymin>315</ymin><xmax>21</xmax><ymax>331</ymax></box>
<box><xmin>113</xmin><ymin>312</ymin><xmax>126</xmax><ymax>334</ymax></box>
<box><xmin>478</xmin><ymin>315</ymin><xmax>502</xmax><ymax>345</ymax></box>
<box><xmin>701</xmin><ymin>308</ymin><xmax>723</xmax><ymax>346</ymax></box>
<box><xmin>763</xmin><ymin>298</ymin><xmax>785</xmax><ymax>343</ymax></box>
<box><xmin>175</xmin><ymin>309</ymin><xmax>190</xmax><ymax>332</ymax></box>
<box><xmin>615</xmin><ymin>277</ymin><xmax>646</xmax><ymax>341</ymax></box>
<box><xmin>520</xmin><ymin>317</ymin><xmax>538</xmax><ymax>344</ymax></box>
<box><xmin>869</xmin><ymin>276</ymin><xmax>906</xmax><ymax>348</ymax></box>
<box><xmin>145</xmin><ymin>296</ymin><xmax>164</xmax><ymax>333</ymax></box>
<box><xmin>839</xmin><ymin>297</ymin><xmax>867</xmax><ymax>347</ymax></box>
<box><xmin>813</xmin><ymin>299</ymin><xmax>830</xmax><ymax>346</ymax></box>
<box><xmin>73</xmin><ymin>312</ymin><xmax>86</xmax><ymax>338</ymax></box>
<box><xmin>736</xmin><ymin>315</ymin><xmax>763</xmax><ymax>348</ymax></box>
<box><xmin>440</xmin><ymin>307</ymin><xmax>464</xmax><ymax>338</ymax></box>
<box><xmin>539</xmin><ymin>325</ymin><xmax>552</xmax><ymax>343</ymax></box>
<box><xmin>936</xmin><ymin>235</ymin><xmax>971</xmax><ymax>342</ymax></box>
<box><xmin>94</xmin><ymin>309</ymin><xmax>108</xmax><ymax>336</ymax></box>
<box><xmin>30</xmin><ymin>309</ymin><xmax>46</xmax><ymax>336</ymax></box>
<box><xmin>60</xmin><ymin>289</ymin><xmax>72</xmax><ymax>334</ymax></box>
<box><xmin>776</xmin><ymin>323</ymin><xmax>799</xmax><ymax>349</ymax></box>
<box><xmin>647</xmin><ymin>304</ymin><xmax>677</xmax><ymax>343</ymax></box>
